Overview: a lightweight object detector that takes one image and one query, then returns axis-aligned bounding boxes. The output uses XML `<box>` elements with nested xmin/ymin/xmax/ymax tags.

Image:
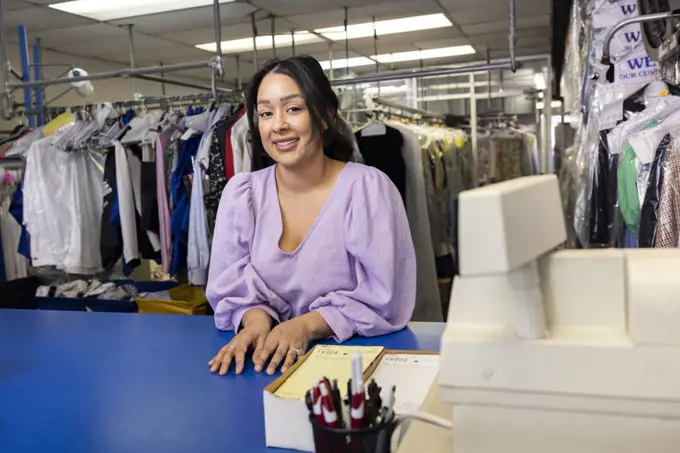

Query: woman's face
<box><xmin>256</xmin><ymin>72</ymin><xmax>323</xmax><ymax>168</ymax></box>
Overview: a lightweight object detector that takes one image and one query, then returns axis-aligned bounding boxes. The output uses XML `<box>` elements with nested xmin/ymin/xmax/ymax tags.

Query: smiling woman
<box><xmin>205</xmin><ymin>55</ymin><xmax>416</xmax><ymax>377</ymax></box>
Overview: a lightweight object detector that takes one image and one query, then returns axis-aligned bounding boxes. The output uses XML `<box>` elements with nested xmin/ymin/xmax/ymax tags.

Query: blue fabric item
<box><xmin>624</xmin><ymin>228</ymin><xmax>637</xmax><ymax>248</ymax></box>
<box><xmin>10</xmin><ymin>181</ymin><xmax>30</xmax><ymax>260</ymax></box>
<box><xmin>122</xmin><ymin>109</ymin><xmax>134</xmax><ymax>126</ymax></box>
<box><xmin>170</xmin><ymin>135</ymin><xmax>201</xmax><ymax>276</ymax></box>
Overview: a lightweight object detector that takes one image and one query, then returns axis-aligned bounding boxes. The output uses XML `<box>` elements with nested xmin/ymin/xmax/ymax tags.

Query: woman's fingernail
<box><xmin>281</xmin><ymin>367</ymin><xmax>287</xmax><ymax>373</ymax></box>
<box><xmin>255</xmin><ymin>365</ymin><xmax>262</xmax><ymax>372</ymax></box>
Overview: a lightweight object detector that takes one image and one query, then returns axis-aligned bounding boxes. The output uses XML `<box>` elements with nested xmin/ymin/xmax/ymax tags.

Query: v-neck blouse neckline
<box><xmin>270</xmin><ymin>162</ymin><xmax>351</xmax><ymax>256</ymax></box>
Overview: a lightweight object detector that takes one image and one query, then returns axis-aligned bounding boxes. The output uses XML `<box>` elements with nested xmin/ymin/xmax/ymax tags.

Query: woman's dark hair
<box><xmin>246</xmin><ymin>55</ymin><xmax>354</xmax><ymax>169</ymax></box>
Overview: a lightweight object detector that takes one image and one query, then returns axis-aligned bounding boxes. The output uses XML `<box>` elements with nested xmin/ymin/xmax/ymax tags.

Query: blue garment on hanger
<box><xmin>9</xmin><ymin>181</ymin><xmax>30</xmax><ymax>260</ymax></box>
<box><xmin>170</xmin><ymin>135</ymin><xmax>201</xmax><ymax>276</ymax></box>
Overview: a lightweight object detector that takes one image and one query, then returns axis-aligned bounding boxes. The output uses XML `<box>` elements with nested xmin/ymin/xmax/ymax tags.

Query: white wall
<box><xmin>1</xmin><ymin>44</ymin><xmax>218</xmax><ymax>130</ymax></box>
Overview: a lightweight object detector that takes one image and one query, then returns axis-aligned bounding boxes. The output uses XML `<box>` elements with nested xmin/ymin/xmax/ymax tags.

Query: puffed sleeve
<box><xmin>206</xmin><ymin>173</ymin><xmax>290</xmax><ymax>331</ymax></box>
<box><xmin>309</xmin><ymin>168</ymin><xmax>417</xmax><ymax>341</ymax></box>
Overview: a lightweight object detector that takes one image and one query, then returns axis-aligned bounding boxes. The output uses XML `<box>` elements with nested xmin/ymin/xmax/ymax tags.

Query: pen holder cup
<box><xmin>309</xmin><ymin>415</ymin><xmax>396</xmax><ymax>453</ymax></box>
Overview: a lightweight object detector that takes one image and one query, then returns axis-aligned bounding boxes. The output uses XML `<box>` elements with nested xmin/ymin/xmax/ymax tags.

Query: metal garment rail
<box><xmin>371</xmin><ymin>96</ymin><xmax>443</xmax><ymax>118</ymax></box>
<box><xmin>17</xmin><ymin>91</ymin><xmax>243</xmax><ymax>117</ymax></box>
<box><xmin>329</xmin><ymin>62</ymin><xmax>520</xmax><ymax>87</ymax></box>
<box><xmin>0</xmin><ymin>0</ymin><xmax>227</xmax><ymax>118</ymax></box>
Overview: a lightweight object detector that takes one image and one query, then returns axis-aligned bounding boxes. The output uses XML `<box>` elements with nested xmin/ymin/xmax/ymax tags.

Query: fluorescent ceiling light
<box><xmin>316</xmin><ymin>14</ymin><xmax>451</xmax><ymax>41</ymax></box>
<box><xmin>49</xmin><ymin>0</ymin><xmax>234</xmax><ymax>21</ymax></box>
<box><xmin>196</xmin><ymin>13</ymin><xmax>452</xmax><ymax>54</ymax></box>
<box><xmin>319</xmin><ymin>45</ymin><xmax>476</xmax><ymax>70</ymax></box>
<box><xmin>197</xmin><ymin>32</ymin><xmax>322</xmax><ymax>54</ymax></box>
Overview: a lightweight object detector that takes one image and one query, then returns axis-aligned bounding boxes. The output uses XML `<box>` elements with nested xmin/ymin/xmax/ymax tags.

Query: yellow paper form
<box><xmin>43</xmin><ymin>110</ymin><xmax>74</xmax><ymax>137</ymax></box>
<box><xmin>274</xmin><ymin>345</ymin><xmax>384</xmax><ymax>400</ymax></box>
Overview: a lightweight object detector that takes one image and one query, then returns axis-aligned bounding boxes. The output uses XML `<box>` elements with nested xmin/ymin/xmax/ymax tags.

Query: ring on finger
<box><xmin>292</xmin><ymin>348</ymin><xmax>303</xmax><ymax>358</ymax></box>
<box><xmin>226</xmin><ymin>344</ymin><xmax>236</xmax><ymax>351</ymax></box>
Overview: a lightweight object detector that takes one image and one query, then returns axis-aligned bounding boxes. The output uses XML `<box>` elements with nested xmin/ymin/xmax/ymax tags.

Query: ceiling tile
<box><xmin>461</xmin><ymin>14</ymin><xmax>550</xmax><ymax>35</ymax></box>
<box><xmin>2</xmin><ymin>0</ymin><xmax>33</xmax><ymax>11</ymax></box>
<box><xmin>4</xmin><ymin>6</ymin><xmax>95</xmax><ymax>33</ymax></box>
<box><xmin>108</xmin><ymin>3</ymin><xmax>257</xmax><ymax>34</ymax></box>
<box><xmin>248</xmin><ymin>0</ymin><xmax>392</xmax><ymax>17</ymax></box>
<box><xmin>34</xmin><ymin>24</ymin><xmax>128</xmax><ymax>48</ymax></box>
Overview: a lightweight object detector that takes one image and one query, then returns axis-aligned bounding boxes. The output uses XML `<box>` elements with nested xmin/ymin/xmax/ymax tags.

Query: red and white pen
<box><xmin>350</xmin><ymin>352</ymin><xmax>366</xmax><ymax>429</ymax></box>
<box><xmin>312</xmin><ymin>380</ymin><xmax>325</xmax><ymax>426</ymax></box>
<box><xmin>319</xmin><ymin>381</ymin><xmax>340</xmax><ymax>429</ymax></box>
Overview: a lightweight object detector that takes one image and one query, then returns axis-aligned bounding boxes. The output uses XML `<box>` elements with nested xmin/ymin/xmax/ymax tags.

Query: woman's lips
<box><xmin>273</xmin><ymin>138</ymin><xmax>299</xmax><ymax>152</ymax></box>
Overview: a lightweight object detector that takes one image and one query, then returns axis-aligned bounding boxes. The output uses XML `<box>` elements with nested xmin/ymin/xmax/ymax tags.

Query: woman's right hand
<box><xmin>209</xmin><ymin>308</ymin><xmax>273</xmax><ymax>375</ymax></box>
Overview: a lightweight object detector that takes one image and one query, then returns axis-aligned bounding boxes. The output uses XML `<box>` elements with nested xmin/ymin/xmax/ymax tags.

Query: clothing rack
<box><xmin>0</xmin><ymin>0</ymin><xmax>227</xmax><ymax>123</ymax></box>
<box><xmin>18</xmin><ymin>91</ymin><xmax>243</xmax><ymax>118</ymax></box>
<box><xmin>370</xmin><ymin>96</ymin><xmax>444</xmax><ymax>120</ymax></box>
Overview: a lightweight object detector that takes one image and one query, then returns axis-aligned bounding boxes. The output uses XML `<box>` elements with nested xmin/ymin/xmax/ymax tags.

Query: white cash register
<box><xmin>439</xmin><ymin>174</ymin><xmax>680</xmax><ymax>453</ymax></box>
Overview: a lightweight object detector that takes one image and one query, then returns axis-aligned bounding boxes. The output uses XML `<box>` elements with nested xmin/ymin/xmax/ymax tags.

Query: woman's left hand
<box><xmin>254</xmin><ymin>317</ymin><xmax>311</xmax><ymax>375</ymax></box>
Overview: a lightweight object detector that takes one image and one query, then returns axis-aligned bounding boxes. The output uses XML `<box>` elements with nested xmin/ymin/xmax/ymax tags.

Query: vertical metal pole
<box><xmin>159</xmin><ymin>61</ymin><xmax>166</xmax><ymax>95</ymax></box>
<box><xmin>235</xmin><ymin>55</ymin><xmax>242</xmax><ymax>90</ymax></box>
<box><xmin>251</xmin><ymin>14</ymin><xmax>259</xmax><ymax>71</ymax></box>
<box><xmin>127</xmin><ymin>24</ymin><xmax>138</xmax><ymax>98</ymax></box>
<box><xmin>469</xmin><ymin>72</ymin><xmax>478</xmax><ymax>188</ymax></box>
<box><xmin>328</xmin><ymin>44</ymin><xmax>334</xmax><ymax>81</ymax></box>
<box><xmin>372</xmin><ymin>16</ymin><xmax>379</xmax><ymax>96</ymax></box>
<box><xmin>291</xmin><ymin>29</ymin><xmax>296</xmax><ymax>56</ymax></box>
<box><xmin>508</xmin><ymin>0</ymin><xmax>517</xmax><ymax>72</ymax></box>
<box><xmin>213</xmin><ymin>0</ymin><xmax>224</xmax><ymax>77</ymax></box>
<box><xmin>17</xmin><ymin>26</ymin><xmax>34</xmax><ymax>127</ymax></box>
<box><xmin>543</xmin><ymin>59</ymin><xmax>553</xmax><ymax>173</ymax></box>
<box><xmin>270</xmin><ymin>15</ymin><xmax>276</xmax><ymax>58</ymax></box>
<box><xmin>33</xmin><ymin>39</ymin><xmax>43</xmax><ymax>126</ymax></box>
<box><xmin>344</xmin><ymin>7</ymin><xmax>349</xmax><ymax>74</ymax></box>
<box><xmin>0</xmin><ymin>0</ymin><xmax>12</xmax><ymax>117</ymax></box>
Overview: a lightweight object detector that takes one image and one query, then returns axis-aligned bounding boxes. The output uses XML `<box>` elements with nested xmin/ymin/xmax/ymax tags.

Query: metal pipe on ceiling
<box><xmin>127</xmin><ymin>24</ymin><xmax>138</xmax><ymax>97</ymax></box>
<box><xmin>10</xmin><ymin>60</ymin><xmax>215</xmax><ymax>90</ymax></box>
<box><xmin>509</xmin><ymin>0</ymin><xmax>517</xmax><ymax>72</ymax></box>
<box><xmin>134</xmin><ymin>74</ymin><xmax>230</xmax><ymax>93</ymax></box>
<box><xmin>213</xmin><ymin>0</ymin><xmax>224</xmax><ymax>77</ymax></box>
<box><xmin>344</xmin><ymin>7</ymin><xmax>349</xmax><ymax>74</ymax></box>
<box><xmin>329</xmin><ymin>62</ymin><xmax>521</xmax><ymax>86</ymax></box>
<box><xmin>251</xmin><ymin>13</ymin><xmax>259</xmax><ymax>71</ymax></box>
<box><xmin>0</xmin><ymin>0</ymin><xmax>11</xmax><ymax>114</ymax></box>
<box><xmin>270</xmin><ymin>15</ymin><xmax>276</xmax><ymax>59</ymax></box>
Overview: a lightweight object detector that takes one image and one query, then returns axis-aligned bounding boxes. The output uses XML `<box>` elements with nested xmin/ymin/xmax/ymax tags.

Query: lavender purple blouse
<box><xmin>206</xmin><ymin>162</ymin><xmax>416</xmax><ymax>342</ymax></box>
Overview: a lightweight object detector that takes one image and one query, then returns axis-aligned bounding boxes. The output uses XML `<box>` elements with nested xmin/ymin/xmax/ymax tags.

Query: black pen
<box><xmin>331</xmin><ymin>379</ymin><xmax>344</xmax><ymax>428</ymax></box>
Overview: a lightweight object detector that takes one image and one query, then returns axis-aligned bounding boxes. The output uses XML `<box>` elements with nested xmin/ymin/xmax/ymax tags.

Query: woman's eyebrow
<box><xmin>258</xmin><ymin>94</ymin><xmax>304</xmax><ymax>105</ymax></box>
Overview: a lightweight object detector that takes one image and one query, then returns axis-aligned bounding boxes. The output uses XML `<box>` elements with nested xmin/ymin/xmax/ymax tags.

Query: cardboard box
<box><xmin>263</xmin><ymin>347</ymin><xmax>438</xmax><ymax>451</ymax></box>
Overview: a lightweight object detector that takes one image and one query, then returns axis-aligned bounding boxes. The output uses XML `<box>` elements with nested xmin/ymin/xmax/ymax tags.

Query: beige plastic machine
<box><xmin>439</xmin><ymin>174</ymin><xmax>680</xmax><ymax>453</ymax></box>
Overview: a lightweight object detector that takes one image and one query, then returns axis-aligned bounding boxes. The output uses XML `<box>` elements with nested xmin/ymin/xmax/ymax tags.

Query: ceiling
<box><xmin>1</xmin><ymin>0</ymin><xmax>552</xmax><ymax>88</ymax></box>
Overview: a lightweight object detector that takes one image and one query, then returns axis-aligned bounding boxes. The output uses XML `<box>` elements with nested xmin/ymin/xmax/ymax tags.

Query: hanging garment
<box><xmin>655</xmin><ymin>137</ymin><xmax>680</xmax><ymax>247</ymax></box>
<box><xmin>100</xmin><ymin>149</ymin><xmax>122</xmax><ymax>271</ymax></box>
<box><xmin>355</xmin><ymin>125</ymin><xmax>407</xmax><ymax>205</ymax></box>
<box><xmin>188</xmin><ymin>162</ymin><xmax>210</xmax><ymax>285</ymax></box>
<box><xmin>0</xmin><ymin>184</ymin><xmax>28</xmax><ymax>281</ymax></box>
<box><xmin>141</xmin><ymin>143</ymin><xmax>160</xmax><ymax>236</ymax></box>
<box><xmin>114</xmin><ymin>140</ymin><xmax>140</xmax><ymax>265</ymax></box>
<box><xmin>9</xmin><ymin>180</ymin><xmax>30</xmax><ymax>260</ymax></box>
<box><xmin>231</xmin><ymin>113</ymin><xmax>253</xmax><ymax>174</ymax></box>
<box><xmin>205</xmin><ymin>110</ymin><xmax>243</xmax><ymax>232</ymax></box>
<box><xmin>386</xmin><ymin>121</ymin><xmax>443</xmax><ymax>322</ymax></box>
<box><xmin>639</xmin><ymin>134</ymin><xmax>672</xmax><ymax>247</ymax></box>
<box><xmin>155</xmin><ymin>128</ymin><xmax>177</xmax><ymax>274</ymax></box>
<box><xmin>24</xmin><ymin>135</ymin><xmax>103</xmax><ymax>274</ymax></box>
<box><xmin>170</xmin><ymin>134</ymin><xmax>202</xmax><ymax>276</ymax></box>
<box><xmin>114</xmin><ymin>141</ymin><xmax>162</xmax><ymax>270</ymax></box>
